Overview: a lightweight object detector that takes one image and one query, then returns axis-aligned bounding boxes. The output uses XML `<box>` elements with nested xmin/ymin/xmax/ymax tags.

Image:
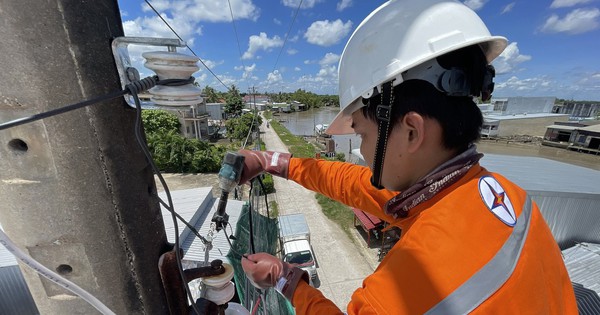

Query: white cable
<box><xmin>0</xmin><ymin>229</ymin><xmax>116</xmax><ymax>315</ymax></box>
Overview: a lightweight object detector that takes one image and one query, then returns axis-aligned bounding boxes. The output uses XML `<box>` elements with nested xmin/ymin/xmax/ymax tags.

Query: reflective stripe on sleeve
<box><xmin>425</xmin><ymin>195</ymin><xmax>533</xmax><ymax>315</ymax></box>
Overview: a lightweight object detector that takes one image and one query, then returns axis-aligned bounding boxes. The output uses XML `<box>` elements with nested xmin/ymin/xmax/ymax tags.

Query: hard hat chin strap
<box><xmin>370</xmin><ymin>80</ymin><xmax>394</xmax><ymax>189</ymax></box>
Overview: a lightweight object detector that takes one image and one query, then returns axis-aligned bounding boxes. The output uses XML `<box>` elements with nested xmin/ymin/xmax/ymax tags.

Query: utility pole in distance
<box><xmin>0</xmin><ymin>1</ymin><xmax>169</xmax><ymax>314</ymax></box>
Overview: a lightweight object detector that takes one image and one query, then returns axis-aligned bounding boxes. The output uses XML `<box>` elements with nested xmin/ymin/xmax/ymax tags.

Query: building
<box><xmin>479</xmin><ymin>97</ymin><xmax>570</xmax><ymax>137</ymax></box>
<box><xmin>569</xmin><ymin>124</ymin><xmax>600</xmax><ymax>154</ymax></box>
<box><xmin>242</xmin><ymin>94</ymin><xmax>270</xmax><ymax>104</ymax></box>
<box><xmin>179</xmin><ymin>103</ymin><xmax>210</xmax><ymax>140</ymax></box>
<box><xmin>483</xmin><ymin>112</ymin><xmax>570</xmax><ymax>137</ymax></box>
<box><xmin>206</xmin><ymin>102</ymin><xmax>226</xmax><ymax>120</ymax></box>
<box><xmin>543</xmin><ymin>122</ymin><xmax>600</xmax><ymax>154</ymax></box>
<box><xmin>490</xmin><ymin>96</ymin><xmax>556</xmax><ymax>115</ymax></box>
<box><xmin>553</xmin><ymin>101</ymin><xmax>600</xmax><ymax>119</ymax></box>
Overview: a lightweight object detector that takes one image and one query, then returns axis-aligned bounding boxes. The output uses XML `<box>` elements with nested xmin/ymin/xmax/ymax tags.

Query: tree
<box><xmin>224</xmin><ymin>84</ymin><xmax>244</xmax><ymax>117</ymax></box>
<box><xmin>202</xmin><ymin>85</ymin><xmax>220</xmax><ymax>103</ymax></box>
<box><xmin>225</xmin><ymin>112</ymin><xmax>263</xmax><ymax>142</ymax></box>
<box><xmin>141</xmin><ymin>110</ymin><xmax>181</xmax><ymax>135</ymax></box>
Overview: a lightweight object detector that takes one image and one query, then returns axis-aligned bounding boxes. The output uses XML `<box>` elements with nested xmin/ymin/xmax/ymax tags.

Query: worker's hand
<box><xmin>241</xmin><ymin>253</ymin><xmax>309</xmax><ymax>301</ymax></box>
<box><xmin>238</xmin><ymin>150</ymin><xmax>292</xmax><ymax>184</ymax></box>
<box><xmin>241</xmin><ymin>253</ymin><xmax>286</xmax><ymax>289</ymax></box>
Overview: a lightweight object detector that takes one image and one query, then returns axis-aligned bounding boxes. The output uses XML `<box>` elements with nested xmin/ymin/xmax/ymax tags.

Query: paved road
<box><xmin>260</xmin><ymin>115</ymin><xmax>375</xmax><ymax>310</ymax></box>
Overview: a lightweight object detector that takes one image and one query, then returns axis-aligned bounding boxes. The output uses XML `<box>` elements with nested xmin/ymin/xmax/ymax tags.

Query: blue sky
<box><xmin>117</xmin><ymin>0</ymin><xmax>600</xmax><ymax>101</ymax></box>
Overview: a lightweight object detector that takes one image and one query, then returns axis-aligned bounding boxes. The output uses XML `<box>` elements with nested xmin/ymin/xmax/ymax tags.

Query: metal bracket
<box><xmin>111</xmin><ymin>36</ymin><xmax>186</xmax><ymax>108</ymax></box>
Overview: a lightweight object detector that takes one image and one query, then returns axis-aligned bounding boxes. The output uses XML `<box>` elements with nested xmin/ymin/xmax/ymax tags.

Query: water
<box><xmin>278</xmin><ymin>107</ymin><xmax>600</xmax><ymax>171</ymax></box>
<box><xmin>277</xmin><ymin>107</ymin><xmax>361</xmax><ymax>158</ymax></box>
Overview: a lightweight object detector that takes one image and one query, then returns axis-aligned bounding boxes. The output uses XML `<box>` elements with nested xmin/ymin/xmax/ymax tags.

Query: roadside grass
<box><xmin>315</xmin><ymin>193</ymin><xmax>355</xmax><ymax>240</ymax></box>
<box><xmin>269</xmin><ymin>117</ymin><xmax>355</xmax><ymax>238</ymax></box>
<box><xmin>270</xmin><ymin>119</ymin><xmax>317</xmax><ymax>158</ymax></box>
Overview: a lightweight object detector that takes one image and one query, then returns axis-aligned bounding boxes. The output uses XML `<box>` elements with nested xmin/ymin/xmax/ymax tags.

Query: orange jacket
<box><xmin>286</xmin><ymin>158</ymin><xmax>577</xmax><ymax>315</ymax></box>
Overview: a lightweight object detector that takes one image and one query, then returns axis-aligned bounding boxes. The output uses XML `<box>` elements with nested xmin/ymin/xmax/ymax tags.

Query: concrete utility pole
<box><xmin>0</xmin><ymin>1</ymin><xmax>169</xmax><ymax>314</ymax></box>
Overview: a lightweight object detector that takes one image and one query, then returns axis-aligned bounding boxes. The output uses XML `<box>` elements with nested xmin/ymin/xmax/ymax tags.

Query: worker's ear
<box><xmin>402</xmin><ymin>112</ymin><xmax>425</xmax><ymax>154</ymax></box>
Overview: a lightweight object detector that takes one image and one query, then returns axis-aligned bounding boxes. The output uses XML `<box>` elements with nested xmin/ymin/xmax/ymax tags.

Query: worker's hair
<box><xmin>362</xmin><ymin>45</ymin><xmax>486</xmax><ymax>152</ymax></box>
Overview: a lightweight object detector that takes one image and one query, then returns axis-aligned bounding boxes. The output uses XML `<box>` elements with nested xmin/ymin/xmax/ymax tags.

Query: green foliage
<box><xmin>259</xmin><ymin>174</ymin><xmax>276</xmax><ymax>196</ymax></box>
<box><xmin>224</xmin><ymin>85</ymin><xmax>244</xmax><ymax>117</ymax></box>
<box><xmin>315</xmin><ymin>193</ymin><xmax>354</xmax><ymax>238</ymax></box>
<box><xmin>267</xmin><ymin>90</ymin><xmax>339</xmax><ymax>110</ymax></box>
<box><xmin>225</xmin><ymin>113</ymin><xmax>263</xmax><ymax>142</ymax></box>
<box><xmin>270</xmin><ymin>120</ymin><xmax>316</xmax><ymax>158</ymax></box>
<box><xmin>334</xmin><ymin>152</ymin><xmax>346</xmax><ymax>162</ymax></box>
<box><xmin>202</xmin><ymin>85</ymin><xmax>221</xmax><ymax>103</ymax></box>
<box><xmin>268</xmin><ymin>201</ymin><xmax>279</xmax><ymax>218</ymax></box>
<box><xmin>142</xmin><ymin>110</ymin><xmax>181</xmax><ymax>134</ymax></box>
<box><xmin>142</xmin><ymin>110</ymin><xmax>229</xmax><ymax>173</ymax></box>
<box><xmin>146</xmin><ymin>131</ymin><xmax>228</xmax><ymax>173</ymax></box>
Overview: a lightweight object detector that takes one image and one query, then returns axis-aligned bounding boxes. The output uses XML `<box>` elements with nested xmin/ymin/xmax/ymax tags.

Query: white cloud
<box><xmin>304</xmin><ymin>60</ymin><xmax>314</xmax><ymax>65</ymax></box>
<box><xmin>200</xmin><ymin>59</ymin><xmax>223</xmax><ymax>70</ymax></box>
<box><xmin>273</xmin><ymin>18</ymin><xmax>282</xmax><ymax>25</ymax></box>
<box><xmin>295</xmin><ymin>67</ymin><xmax>301</xmax><ymax>71</ymax></box>
<box><xmin>120</xmin><ymin>10</ymin><xmax>129</xmax><ymax>17</ymax></box>
<box><xmin>123</xmin><ymin>15</ymin><xmax>200</xmax><ymax>41</ymax></box>
<box><xmin>174</xmin><ymin>0</ymin><xmax>259</xmax><ymax>22</ymax></box>
<box><xmin>463</xmin><ymin>0</ymin><xmax>488</xmax><ymax>11</ymax></box>
<box><xmin>304</xmin><ymin>19</ymin><xmax>353</xmax><ymax>47</ymax></box>
<box><xmin>541</xmin><ymin>8</ymin><xmax>600</xmax><ymax>34</ymax></box>
<box><xmin>550</xmin><ymin>0</ymin><xmax>593</xmax><ymax>8</ymax></box>
<box><xmin>282</xmin><ymin>0</ymin><xmax>322</xmax><ymax>9</ymax></box>
<box><xmin>242</xmin><ymin>63</ymin><xmax>257</xmax><ymax>79</ymax></box>
<box><xmin>493</xmin><ymin>42</ymin><xmax>532</xmax><ymax>74</ymax></box>
<box><xmin>242</xmin><ymin>32</ymin><xmax>284</xmax><ymax>59</ymax></box>
<box><xmin>501</xmin><ymin>2</ymin><xmax>516</xmax><ymax>14</ymax></box>
<box><xmin>267</xmin><ymin>70</ymin><xmax>283</xmax><ymax>84</ymax></box>
<box><xmin>142</xmin><ymin>0</ymin><xmax>172</xmax><ymax>13</ymax></box>
<box><xmin>495</xmin><ymin>75</ymin><xmax>552</xmax><ymax>91</ymax></box>
<box><xmin>287</xmin><ymin>48</ymin><xmax>298</xmax><ymax>55</ymax></box>
<box><xmin>337</xmin><ymin>0</ymin><xmax>353</xmax><ymax>11</ymax></box>
<box><xmin>319</xmin><ymin>52</ymin><xmax>340</xmax><ymax>66</ymax></box>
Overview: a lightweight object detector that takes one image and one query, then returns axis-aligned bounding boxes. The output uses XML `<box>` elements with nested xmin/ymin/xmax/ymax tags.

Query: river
<box><xmin>276</xmin><ymin>107</ymin><xmax>600</xmax><ymax>171</ymax></box>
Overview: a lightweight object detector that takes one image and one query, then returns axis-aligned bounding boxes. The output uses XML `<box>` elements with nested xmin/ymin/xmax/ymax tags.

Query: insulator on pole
<box><xmin>142</xmin><ymin>51</ymin><xmax>203</xmax><ymax>107</ymax></box>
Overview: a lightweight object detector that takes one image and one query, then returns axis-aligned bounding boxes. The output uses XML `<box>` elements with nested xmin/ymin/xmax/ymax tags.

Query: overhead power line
<box><xmin>271</xmin><ymin>0</ymin><xmax>304</xmax><ymax>75</ymax></box>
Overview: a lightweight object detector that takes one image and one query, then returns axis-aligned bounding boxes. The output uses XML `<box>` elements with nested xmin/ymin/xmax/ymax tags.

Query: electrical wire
<box><xmin>128</xmin><ymin>85</ymin><xmax>203</xmax><ymax>315</ymax></box>
<box><xmin>271</xmin><ymin>0</ymin><xmax>304</xmax><ymax>74</ymax></box>
<box><xmin>0</xmin><ymin>90</ymin><xmax>127</xmax><ymax>131</ymax></box>
<box><xmin>226</xmin><ymin>0</ymin><xmax>248</xmax><ymax>88</ymax></box>
<box><xmin>0</xmin><ymin>229</ymin><xmax>116</xmax><ymax>315</ymax></box>
<box><xmin>156</xmin><ymin>197</ymin><xmax>210</xmax><ymax>245</ymax></box>
<box><xmin>143</xmin><ymin>0</ymin><xmax>230</xmax><ymax>92</ymax></box>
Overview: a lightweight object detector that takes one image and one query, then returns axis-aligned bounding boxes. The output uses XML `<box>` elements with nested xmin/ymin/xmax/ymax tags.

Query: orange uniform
<box><xmin>286</xmin><ymin>158</ymin><xmax>577</xmax><ymax>314</ymax></box>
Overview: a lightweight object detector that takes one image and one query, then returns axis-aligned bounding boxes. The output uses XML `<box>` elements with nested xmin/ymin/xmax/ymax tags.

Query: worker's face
<box><xmin>351</xmin><ymin>110</ymin><xmax>411</xmax><ymax>191</ymax></box>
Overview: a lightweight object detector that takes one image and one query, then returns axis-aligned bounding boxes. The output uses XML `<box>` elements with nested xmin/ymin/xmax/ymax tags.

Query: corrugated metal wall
<box><xmin>0</xmin><ymin>266</ymin><xmax>39</xmax><ymax>315</ymax></box>
<box><xmin>532</xmin><ymin>190</ymin><xmax>600</xmax><ymax>249</ymax></box>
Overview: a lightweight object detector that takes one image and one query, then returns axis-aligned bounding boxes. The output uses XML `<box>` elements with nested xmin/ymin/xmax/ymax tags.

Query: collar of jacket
<box><xmin>386</xmin><ymin>163</ymin><xmax>485</xmax><ymax>233</ymax></box>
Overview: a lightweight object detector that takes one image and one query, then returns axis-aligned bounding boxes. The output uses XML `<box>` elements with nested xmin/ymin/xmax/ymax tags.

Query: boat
<box><xmin>314</xmin><ymin>124</ymin><xmax>331</xmax><ymax>138</ymax></box>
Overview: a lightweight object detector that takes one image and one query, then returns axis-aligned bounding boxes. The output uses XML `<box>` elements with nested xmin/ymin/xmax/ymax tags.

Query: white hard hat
<box><xmin>327</xmin><ymin>0</ymin><xmax>508</xmax><ymax>135</ymax></box>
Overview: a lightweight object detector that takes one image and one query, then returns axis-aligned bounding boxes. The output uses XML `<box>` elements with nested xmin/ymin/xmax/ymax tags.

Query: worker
<box><xmin>239</xmin><ymin>0</ymin><xmax>578</xmax><ymax>314</ymax></box>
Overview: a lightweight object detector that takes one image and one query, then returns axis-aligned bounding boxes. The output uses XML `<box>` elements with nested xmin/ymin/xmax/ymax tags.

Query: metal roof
<box><xmin>0</xmin><ymin>225</ymin><xmax>18</xmax><ymax>268</ymax></box>
<box><xmin>351</xmin><ymin>150</ymin><xmax>600</xmax><ymax>195</ymax></box>
<box><xmin>581</xmin><ymin>124</ymin><xmax>600</xmax><ymax>133</ymax></box>
<box><xmin>545</xmin><ymin>124</ymin><xmax>579</xmax><ymax>131</ymax></box>
<box><xmin>480</xmin><ymin>154</ymin><xmax>600</xmax><ymax>195</ymax></box>
<box><xmin>159</xmin><ymin>187</ymin><xmax>246</xmax><ymax>264</ymax></box>
<box><xmin>484</xmin><ymin>113</ymin><xmax>569</xmax><ymax>120</ymax></box>
<box><xmin>562</xmin><ymin>243</ymin><xmax>600</xmax><ymax>294</ymax></box>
